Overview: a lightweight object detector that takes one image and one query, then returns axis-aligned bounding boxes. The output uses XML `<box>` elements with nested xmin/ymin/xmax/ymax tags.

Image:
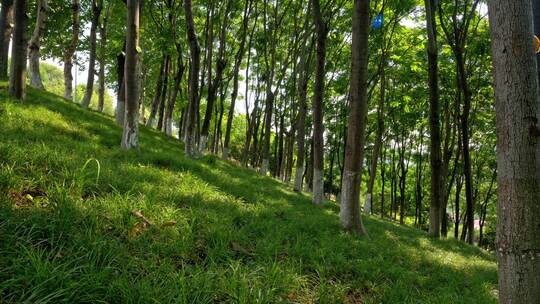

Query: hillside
<box><xmin>0</xmin><ymin>87</ymin><xmax>497</xmax><ymax>303</ymax></box>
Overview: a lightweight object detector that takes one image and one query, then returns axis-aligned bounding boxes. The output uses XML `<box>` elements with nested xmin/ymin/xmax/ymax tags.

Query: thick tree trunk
<box><xmin>63</xmin><ymin>0</ymin><xmax>79</xmax><ymax>100</ymax></box>
<box><xmin>28</xmin><ymin>0</ymin><xmax>47</xmax><ymax>90</ymax></box>
<box><xmin>98</xmin><ymin>4</ymin><xmax>110</xmax><ymax>113</ymax></box>
<box><xmin>184</xmin><ymin>0</ymin><xmax>201</xmax><ymax>157</ymax></box>
<box><xmin>121</xmin><ymin>0</ymin><xmax>140</xmax><ymax>150</ymax></box>
<box><xmin>81</xmin><ymin>0</ymin><xmax>103</xmax><ymax>108</ymax></box>
<box><xmin>311</xmin><ymin>0</ymin><xmax>326</xmax><ymax>206</ymax></box>
<box><xmin>8</xmin><ymin>0</ymin><xmax>28</xmax><ymax>100</ymax></box>
<box><xmin>424</xmin><ymin>0</ymin><xmax>442</xmax><ymax>238</ymax></box>
<box><xmin>0</xmin><ymin>0</ymin><xmax>13</xmax><ymax>80</ymax></box>
<box><xmin>339</xmin><ymin>0</ymin><xmax>369</xmax><ymax>234</ymax></box>
<box><xmin>488</xmin><ymin>1</ymin><xmax>540</xmax><ymax>302</ymax></box>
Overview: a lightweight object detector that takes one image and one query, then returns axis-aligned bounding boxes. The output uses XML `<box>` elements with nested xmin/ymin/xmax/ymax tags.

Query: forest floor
<box><xmin>0</xmin><ymin>85</ymin><xmax>498</xmax><ymax>303</ymax></box>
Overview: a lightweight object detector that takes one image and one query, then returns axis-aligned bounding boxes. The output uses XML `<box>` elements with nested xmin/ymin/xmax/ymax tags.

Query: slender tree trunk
<box><xmin>201</xmin><ymin>2</ymin><xmax>230</xmax><ymax>152</ymax></box>
<box><xmin>8</xmin><ymin>0</ymin><xmax>28</xmax><ymax>100</ymax></box>
<box><xmin>311</xmin><ymin>0</ymin><xmax>326</xmax><ymax>205</ymax></box>
<box><xmin>98</xmin><ymin>4</ymin><xmax>110</xmax><ymax>113</ymax></box>
<box><xmin>424</xmin><ymin>0</ymin><xmax>442</xmax><ymax>238</ymax></box>
<box><xmin>115</xmin><ymin>42</ymin><xmax>126</xmax><ymax>126</ymax></box>
<box><xmin>147</xmin><ymin>57</ymin><xmax>166</xmax><ymax>127</ymax></box>
<box><xmin>63</xmin><ymin>0</ymin><xmax>79</xmax><ymax>100</ymax></box>
<box><xmin>184</xmin><ymin>0</ymin><xmax>201</xmax><ymax>157</ymax></box>
<box><xmin>165</xmin><ymin>45</ymin><xmax>185</xmax><ymax>137</ymax></box>
<box><xmin>157</xmin><ymin>55</ymin><xmax>170</xmax><ymax>131</ymax></box>
<box><xmin>488</xmin><ymin>1</ymin><xmax>540</xmax><ymax>302</ymax></box>
<box><xmin>81</xmin><ymin>0</ymin><xmax>103</xmax><ymax>108</ymax></box>
<box><xmin>339</xmin><ymin>0</ymin><xmax>369</xmax><ymax>234</ymax></box>
<box><xmin>27</xmin><ymin>0</ymin><xmax>47</xmax><ymax>90</ymax></box>
<box><xmin>0</xmin><ymin>0</ymin><xmax>13</xmax><ymax>80</ymax></box>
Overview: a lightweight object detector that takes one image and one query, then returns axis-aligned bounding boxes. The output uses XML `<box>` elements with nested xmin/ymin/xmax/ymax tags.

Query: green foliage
<box><xmin>0</xmin><ymin>85</ymin><xmax>498</xmax><ymax>303</ymax></box>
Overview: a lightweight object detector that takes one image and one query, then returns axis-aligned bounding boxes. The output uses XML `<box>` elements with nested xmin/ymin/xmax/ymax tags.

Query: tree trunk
<box><xmin>63</xmin><ymin>0</ymin><xmax>79</xmax><ymax>100</ymax></box>
<box><xmin>339</xmin><ymin>0</ymin><xmax>369</xmax><ymax>234</ymax></box>
<box><xmin>201</xmin><ymin>1</ymin><xmax>230</xmax><ymax>152</ymax></box>
<box><xmin>0</xmin><ymin>0</ymin><xmax>13</xmax><ymax>80</ymax></box>
<box><xmin>184</xmin><ymin>0</ymin><xmax>201</xmax><ymax>157</ymax></box>
<box><xmin>165</xmin><ymin>45</ymin><xmax>185</xmax><ymax>137</ymax></box>
<box><xmin>157</xmin><ymin>55</ymin><xmax>170</xmax><ymax>131</ymax></box>
<box><xmin>115</xmin><ymin>42</ymin><xmax>126</xmax><ymax>126</ymax></box>
<box><xmin>424</xmin><ymin>0</ymin><xmax>442</xmax><ymax>238</ymax></box>
<box><xmin>98</xmin><ymin>4</ymin><xmax>110</xmax><ymax>113</ymax></box>
<box><xmin>121</xmin><ymin>0</ymin><xmax>140</xmax><ymax>150</ymax></box>
<box><xmin>488</xmin><ymin>1</ymin><xmax>540</xmax><ymax>302</ymax></box>
<box><xmin>147</xmin><ymin>57</ymin><xmax>166</xmax><ymax>128</ymax></box>
<box><xmin>8</xmin><ymin>0</ymin><xmax>28</xmax><ymax>100</ymax></box>
<box><xmin>311</xmin><ymin>0</ymin><xmax>326</xmax><ymax>206</ymax></box>
<box><xmin>28</xmin><ymin>0</ymin><xmax>47</xmax><ymax>90</ymax></box>
<box><xmin>81</xmin><ymin>0</ymin><xmax>103</xmax><ymax>108</ymax></box>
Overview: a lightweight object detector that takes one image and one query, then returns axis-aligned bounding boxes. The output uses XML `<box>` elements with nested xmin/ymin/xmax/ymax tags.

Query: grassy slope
<box><xmin>0</xmin><ymin>86</ymin><xmax>497</xmax><ymax>303</ymax></box>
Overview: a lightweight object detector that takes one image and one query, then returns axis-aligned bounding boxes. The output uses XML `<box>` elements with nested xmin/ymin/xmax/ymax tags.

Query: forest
<box><xmin>0</xmin><ymin>0</ymin><xmax>538</xmax><ymax>303</ymax></box>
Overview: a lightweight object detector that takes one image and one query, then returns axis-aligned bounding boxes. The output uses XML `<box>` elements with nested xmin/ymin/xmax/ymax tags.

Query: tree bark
<box><xmin>201</xmin><ymin>1</ymin><xmax>230</xmax><ymax>152</ymax></box>
<box><xmin>184</xmin><ymin>0</ymin><xmax>201</xmax><ymax>157</ymax></box>
<box><xmin>115</xmin><ymin>42</ymin><xmax>126</xmax><ymax>126</ymax></box>
<box><xmin>8</xmin><ymin>0</ymin><xmax>27</xmax><ymax>100</ymax></box>
<box><xmin>0</xmin><ymin>0</ymin><xmax>13</xmax><ymax>80</ymax></box>
<box><xmin>488</xmin><ymin>1</ymin><xmax>540</xmax><ymax>302</ymax></box>
<box><xmin>311</xmin><ymin>0</ymin><xmax>326</xmax><ymax>206</ymax></box>
<box><xmin>63</xmin><ymin>0</ymin><xmax>79</xmax><ymax>100</ymax></box>
<box><xmin>157</xmin><ymin>55</ymin><xmax>170</xmax><ymax>131</ymax></box>
<box><xmin>424</xmin><ymin>0</ymin><xmax>442</xmax><ymax>238</ymax></box>
<box><xmin>165</xmin><ymin>45</ymin><xmax>185</xmax><ymax>137</ymax></box>
<box><xmin>28</xmin><ymin>0</ymin><xmax>47</xmax><ymax>90</ymax></box>
<box><xmin>81</xmin><ymin>0</ymin><xmax>103</xmax><ymax>108</ymax></box>
<box><xmin>339</xmin><ymin>0</ymin><xmax>369</xmax><ymax>234</ymax></box>
<box><xmin>147</xmin><ymin>57</ymin><xmax>166</xmax><ymax>127</ymax></box>
<box><xmin>98</xmin><ymin>3</ymin><xmax>111</xmax><ymax>113</ymax></box>
<box><xmin>121</xmin><ymin>0</ymin><xmax>140</xmax><ymax>150</ymax></box>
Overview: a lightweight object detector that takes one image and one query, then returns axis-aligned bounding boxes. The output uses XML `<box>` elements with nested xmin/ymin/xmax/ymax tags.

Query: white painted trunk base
<box><xmin>313</xmin><ymin>169</ymin><xmax>324</xmax><ymax>205</ymax></box>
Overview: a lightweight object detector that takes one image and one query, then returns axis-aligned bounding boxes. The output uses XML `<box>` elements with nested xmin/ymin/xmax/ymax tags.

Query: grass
<box><xmin>0</xmin><ymin>85</ymin><xmax>498</xmax><ymax>303</ymax></box>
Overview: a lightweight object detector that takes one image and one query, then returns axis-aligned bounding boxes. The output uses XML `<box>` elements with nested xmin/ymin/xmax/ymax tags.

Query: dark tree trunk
<box><xmin>115</xmin><ymin>42</ymin><xmax>126</xmax><ymax>126</ymax></box>
<box><xmin>147</xmin><ymin>57</ymin><xmax>166</xmax><ymax>127</ymax></box>
<box><xmin>165</xmin><ymin>45</ymin><xmax>185</xmax><ymax>136</ymax></box>
<box><xmin>157</xmin><ymin>55</ymin><xmax>171</xmax><ymax>131</ymax></box>
<box><xmin>424</xmin><ymin>0</ymin><xmax>442</xmax><ymax>238</ymax></box>
<box><xmin>311</xmin><ymin>0</ymin><xmax>326</xmax><ymax>205</ymax></box>
<box><xmin>8</xmin><ymin>0</ymin><xmax>28</xmax><ymax>100</ymax></box>
<box><xmin>184</xmin><ymin>0</ymin><xmax>201</xmax><ymax>157</ymax></box>
<box><xmin>0</xmin><ymin>0</ymin><xmax>13</xmax><ymax>80</ymax></box>
<box><xmin>81</xmin><ymin>0</ymin><xmax>103</xmax><ymax>108</ymax></box>
<box><xmin>98</xmin><ymin>3</ymin><xmax>110</xmax><ymax>112</ymax></box>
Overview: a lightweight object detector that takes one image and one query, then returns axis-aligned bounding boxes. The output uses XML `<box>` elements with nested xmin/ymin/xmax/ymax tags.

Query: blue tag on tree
<box><xmin>372</xmin><ymin>13</ymin><xmax>384</xmax><ymax>30</ymax></box>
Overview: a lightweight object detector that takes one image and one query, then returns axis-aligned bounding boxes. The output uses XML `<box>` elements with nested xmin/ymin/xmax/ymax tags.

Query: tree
<box><xmin>183</xmin><ymin>0</ymin><xmax>201</xmax><ymax>157</ymax></box>
<box><xmin>63</xmin><ymin>0</ymin><xmax>79</xmax><ymax>100</ymax></box>
<box><xmin>488</xmin><ymin>0</ymin><xmax>540</xmax><ymax>302</ymax></box>
<box><xmin>28</xmin><ymin>0</ymin><xmax>48</xmax><ymax>90</ymax></box>
<box><xmin>81</xmin><ymin>0</ymin><xmax>103</xmax><ymax>108</ymax></box>
<box><xmin>8</xmin><ymin>0</ymin><xmax>28</xmax><ymax>100</ymax></box>
<box><xmin>0</xmin><ymin>0</ymin><xmax>13</xmax><ymax>80</ymax></box>
<box><xmin>223</xmin><ymin>0</ymin><xmax>252</xmax><ymax>160</ymax></box>
<box><xmin>121</xmin><ymin>0</ymin><xmax>140</xmax><ymax>150</ymax></box>
<box><xmin>311</xmin><ymin>0</ymin><xmax>326</xmax><ymax>205</ymax></box>
<box><xmin>339</xmin><ymin>0</ymin><xmax>369</xmax><ymax>234</ymax></box>
<box><xmin>424</xmin><ymin>0</ymin><xmax>442</xmax><ymax>238</ymax></box>
<box><xmin>98</xmin><ymin>2</ymin><xmax>111</xmax><ymax>113</ymax></box>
